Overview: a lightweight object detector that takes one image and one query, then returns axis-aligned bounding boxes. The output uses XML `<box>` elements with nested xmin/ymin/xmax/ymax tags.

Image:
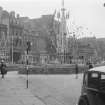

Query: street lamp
<box><xmin>26</xmin><ymin>40</ymin><xmax>32</xmax><ymax>88</ymax></box>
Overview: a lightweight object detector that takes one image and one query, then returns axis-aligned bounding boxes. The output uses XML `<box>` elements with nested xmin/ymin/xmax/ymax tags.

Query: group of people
<box><xmin>0</xmin><ymin>60</ymin><xmax>7</xmax><ymax>79</ymax></box>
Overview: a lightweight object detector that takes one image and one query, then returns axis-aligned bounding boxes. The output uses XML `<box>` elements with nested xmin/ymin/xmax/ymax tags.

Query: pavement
<box><xmin>19</xmin><ymin>74</ymin><xmax>83</xmax><ymax>105</ymax></box>
<box><xmin>0</xmin><ymin>71</ymin><xmax>83</xmax><ymax>105</ymax></box>
<box><xmin>0</xmin><ymin>72</ymin><xmax>45</xmax><ymax>105</ymax></box>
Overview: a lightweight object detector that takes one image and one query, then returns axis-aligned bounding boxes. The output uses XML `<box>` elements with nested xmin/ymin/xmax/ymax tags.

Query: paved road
<box><xmin>0</xmin><ymin>72</ymin><xmax>45</xmax><ymax>105</ymax></box>
<box><xmin>0</xmin><ymin>71</ymin><xmax>83</xmax><ymax>105</ymax></box>
<box><xmin>20</xmin><ymin>74</ymin><xmax>83</xmax><ymax>105</ymax></box>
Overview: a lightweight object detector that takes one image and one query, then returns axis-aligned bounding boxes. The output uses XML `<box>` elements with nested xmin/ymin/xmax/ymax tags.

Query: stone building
<box><xmin>0</xmin><ymin>7</ymin><xmax>23</xmax><ymax>63</ymax></box>
<box><xmin>21</xmin><ymin>29</ymin><xmax>48</xmax><ymax>65</ymax></box>
<box><xmin>0</xmin><ymin>7</ymin><xmax>9</xmax><ymax>61</ymax></box>
<box><xmin>9</xmin><ymin>11</ymin><xmax>23</xmax><ymax>63</ymax></box>
<box><xmin>78</xmin><ymin>43</ymin><xmax>95</xmax><ymax>63</ymax></box>
<box><xmin>20</xmin><ymin>15</ymin><xmax>57</xmax><ymax>64</ymax></box>
<box><xmin>0</xmin><ymin>6</ymin><xmax>57</xmax><ymax>64</ymax></box>
<box><xmin>68</xmin><ymin>36</ymin><xmax>96</xmax><ymax>63</ymax></box>
<box><xmin>0</xmin><ymin>24</ymin><xmax>8</xmax><ymax>61</ymax></box>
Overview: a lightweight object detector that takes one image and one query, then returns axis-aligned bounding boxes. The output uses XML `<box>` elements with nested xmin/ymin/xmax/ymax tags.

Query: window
<box><xmin>91</xmin><ymin>73</ymin><xmax>99</xmax><ymax>78</ymax></box>
<box><xmin>101</xmin><ymin>74</ymin><xmax>105</xmax><ymax>80</ymax></box>
<box><xmin>100</xmin><ymin>73</ymin><xmax>105</xmax><ymax>91</ymax></box>
<box><xmin>88</xmin><ymin>72</ymin><xmax>99</xmax><ymax>89</ymax></box>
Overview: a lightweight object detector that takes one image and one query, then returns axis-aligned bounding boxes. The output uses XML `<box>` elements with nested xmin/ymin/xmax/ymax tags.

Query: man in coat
<box><xmin>75</xmin><ymin>63</ymin><xmax>78</xmax><ymax>79</ymax></box>
<box><xmin>0</xmin><ymin>60</ymin><xmax>7</xmax><ymax>79</ymax></box>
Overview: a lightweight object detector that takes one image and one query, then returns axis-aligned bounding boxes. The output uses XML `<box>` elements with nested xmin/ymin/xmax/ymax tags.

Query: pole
<box><xmin>26</xmin><ymin>51</ymin><xmax>29</xmax><ymax>88</ymax></box>
<box><xmin>12</xmin><ymin>35</ymin><xmax>13</xmax><ymax>64</ymax></box>
<box><xmin>26</xmin><ymin>40</ymin><xmax>32</xmax><ymax>88</ymax></box>
<box><xmin>26</xmin><ymin>62</ymin><xmax>28</xmax><ymax>88</ymax></box>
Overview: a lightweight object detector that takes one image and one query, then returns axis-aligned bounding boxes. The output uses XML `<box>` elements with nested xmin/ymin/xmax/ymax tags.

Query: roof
<box><xmin>89</xmin><ymin>66</ymin><xmax>105</xmax><ymax>73</ymax></box>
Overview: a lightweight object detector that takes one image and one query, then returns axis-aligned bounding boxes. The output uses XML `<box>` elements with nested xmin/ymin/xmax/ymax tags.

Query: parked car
<box><xmin>78</xmin><ymin>66</ymin><xmax>105</xmax><ymax>105</ymax></box>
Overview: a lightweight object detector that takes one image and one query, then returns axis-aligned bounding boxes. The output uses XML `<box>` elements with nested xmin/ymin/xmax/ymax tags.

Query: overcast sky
<box><xmin>0</xmin><ymin>0</ymin><xmax>105</xmax><ymax>38</ymax></box>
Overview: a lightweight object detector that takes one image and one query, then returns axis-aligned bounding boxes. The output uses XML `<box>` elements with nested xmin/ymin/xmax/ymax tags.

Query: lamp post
<box><xmin>26</xmin><ymin>40</ymin><xmax>32</xmax><ymax>88</ymax></box>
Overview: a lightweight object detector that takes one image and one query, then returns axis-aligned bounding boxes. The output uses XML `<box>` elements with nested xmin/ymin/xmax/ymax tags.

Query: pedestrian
<box><xmin>89</xmin><ymin>62</ymin><xmax>93</xmax><ymax>69</ymax></box>
<box><xmin>75</xmin><ymin>63</ymin><xmax>78</xmax><ymax>79</ymax></box>
<box><xmin>0</xmin><ymin>60</ymin><xmax>7</xmax><ymax>79</ymax></box>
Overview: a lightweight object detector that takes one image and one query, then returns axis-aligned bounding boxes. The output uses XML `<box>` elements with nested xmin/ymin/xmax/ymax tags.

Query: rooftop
<box><xmin>89</xmin><ymin>66</ymin><xmax>105</xmax><ymax>73</ymax></box>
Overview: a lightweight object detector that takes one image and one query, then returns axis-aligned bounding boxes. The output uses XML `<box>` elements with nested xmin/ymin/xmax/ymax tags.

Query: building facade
<box><xmin>0</xmin><ymin>7</ymin><xmax>9</xmax><ymax>61</ymax></box>
<box><xmin>0</xmin><ymin>24</ymin><xmax>8</xmax><ymax>61</ymax></box>
<box><xmin>21</xmin><ymin>29</ymin><xmax>48</xmax><ymax>65</ymax></box>
<box><xmin>9</xmin><ymin>11</ymin><xmax>23</xmax><ymax>63</ymax></box>
<box><xmin>0</xmin><ymin>7</ymin><xmax>24</xmax><ymax>63</ymax></box>
<box><xmin>0</xmin><ymin>6</ymin><xmax>58</xmax><ymax>64</ymax></box>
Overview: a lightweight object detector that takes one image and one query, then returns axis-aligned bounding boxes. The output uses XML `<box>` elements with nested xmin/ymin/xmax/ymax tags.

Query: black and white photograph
<box><xmin>0</xmin><ymin>0</ymin><xmax>105</xmax><ymax>105</ymax></box>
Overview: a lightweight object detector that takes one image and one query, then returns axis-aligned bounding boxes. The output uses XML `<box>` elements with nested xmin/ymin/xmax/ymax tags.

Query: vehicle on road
<box><xmin>78</xmin><ymin>66</ymin><xmax>105</xmax><ymax>105</ymax></box>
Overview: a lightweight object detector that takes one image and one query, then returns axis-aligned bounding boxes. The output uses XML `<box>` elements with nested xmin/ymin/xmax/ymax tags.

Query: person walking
<box><xmin>0</xmin><ymin>60</ymin><xmax>7</xmax><ymax>79</ymax></box>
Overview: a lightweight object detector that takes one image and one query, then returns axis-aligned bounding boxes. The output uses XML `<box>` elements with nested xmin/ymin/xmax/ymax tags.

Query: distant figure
<box><xmin>0</xmin><ymin>60</ymin><xmax>7</xmax><ymax>79</ymax></box>
<box><xmin>89</xmin><ymin>62</ymin><xmax>93</xmax><ymax>69</ymax></box>
<box><xmin>75</xmin><ymin>63</ymin><xmax>78</xmax><ymax>79</ymax></box>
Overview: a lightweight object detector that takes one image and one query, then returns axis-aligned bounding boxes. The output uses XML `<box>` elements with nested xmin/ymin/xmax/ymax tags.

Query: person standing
<box><xmin>89</xmin><ymin>62</ymin><xmax>93</xmax><ymax>69</ymax></box>
<box><xmin>0</xmin><ymin>60</ymin><xmax>7</xmax><ymax>79</ymax></box>
<box><xmin>75</xmin><ymin>63</ymin><xmax>78</xmax><ymax>79</ymax></box>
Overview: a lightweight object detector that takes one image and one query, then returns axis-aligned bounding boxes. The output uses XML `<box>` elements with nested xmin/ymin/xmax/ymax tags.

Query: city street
<box><xmin>20</xmin><ymin>73</ymin><xmax>83</xmax><ymax>105</ymax></box>
<box><xmin>0</xmin><ymin>0</ymin><xmax>105</xmax><ymax>105</ymax></box>
<box><xmin>0</xmin><ymin>71</ymin><xmax>83</xmax><ymax>105</ymax></box>
<box><xmin>0</xmin><ymin>72</ymin><xmax>45</xmax><ymax>105</ymax></box>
